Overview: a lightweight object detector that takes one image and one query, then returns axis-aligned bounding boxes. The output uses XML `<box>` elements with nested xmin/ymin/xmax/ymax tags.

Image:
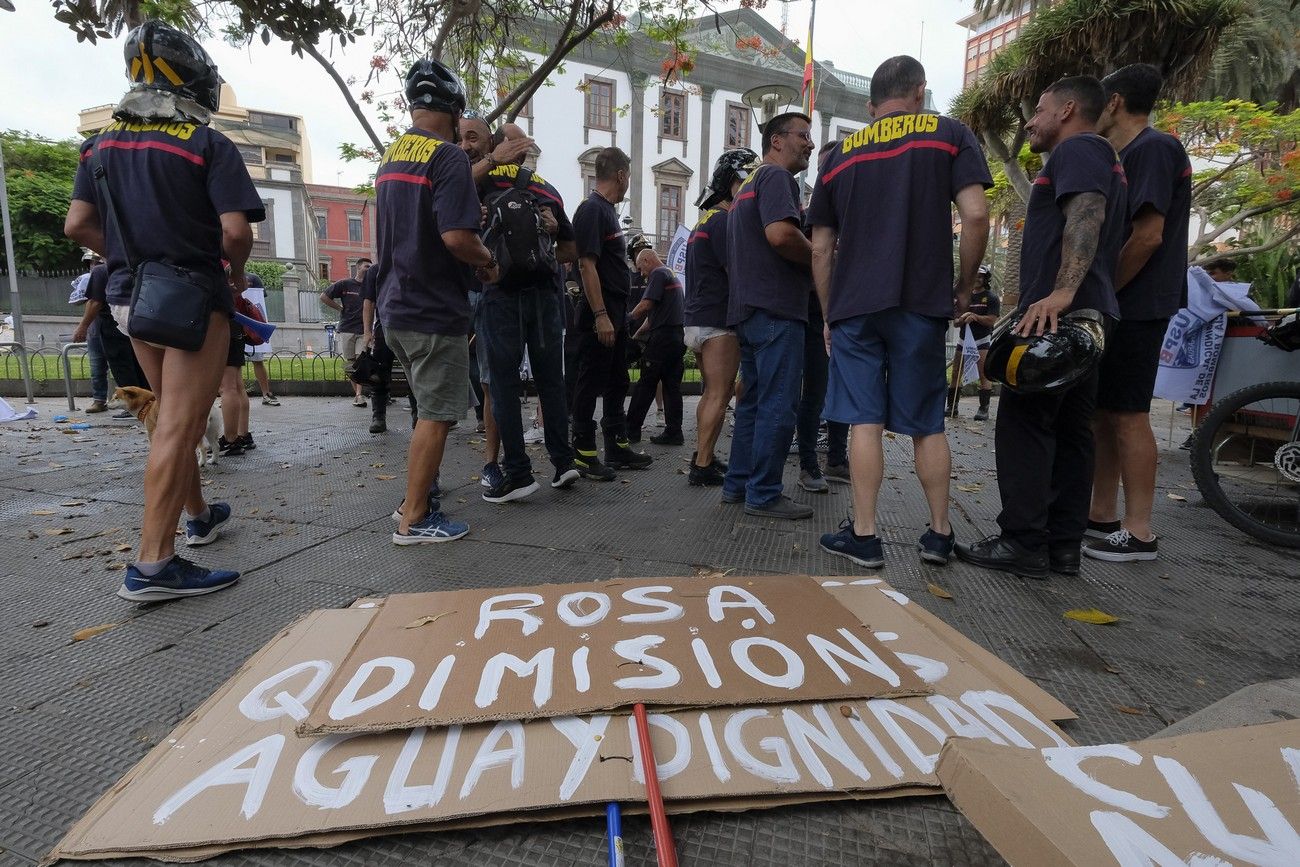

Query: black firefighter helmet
<box><xmin>404</xmin><ymin>58</ymin><xmax>467</xmax><ymax>115</ymax></box>
<box><xmin>986</xmin><ymin>309</ymin><xmax>1107</xmax><ymax>394</ymax></box>
<box><xmin>124</xmin><ymin>21</ymin><xmax>221</xmax><ymax>114</ymax></box>
<box><xmin>627</xmin><ymin>233</ymin><xmax>654</xmax><ymax>265</ymax></box>
<box><xmin>695</xmin><ymin>147</ymin><xmax>758</xmax><ymax>209</ymax></box>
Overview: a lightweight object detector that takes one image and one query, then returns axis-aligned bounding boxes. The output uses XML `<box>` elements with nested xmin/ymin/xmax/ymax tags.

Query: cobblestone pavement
<box><xmin>1</xmin><ymin>394</ymin><xmax>1295</xmax><ymax>866</ymax></box>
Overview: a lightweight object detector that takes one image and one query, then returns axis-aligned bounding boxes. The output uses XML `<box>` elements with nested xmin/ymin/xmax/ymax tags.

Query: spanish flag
<box><xmin>801</xmin><ymin>3</ymin><xmax>816</xmax><ymax>116</ymax></box>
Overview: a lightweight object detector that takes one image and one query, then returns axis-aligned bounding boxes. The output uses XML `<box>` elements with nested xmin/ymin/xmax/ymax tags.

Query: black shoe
<box><xmin>218</xmin><ymin>435</ymin><xmax>244</xmax><ymax>457</ymax></box>
<box><xmin>237</xmin><ymin>433</ymin><xmax>256</xmax><ymax>451</ymax></box>
<box><xmin>574</xmin><ymin>448</ymin><xmax>616</xmax><ymax>481</ymax></box>
<box><xmin>606</xmin><ymin>440</ymin><xmax>653</xmax><ymax>470</ymax></box>
<box><xmin>972</xmin><ymin>406</ymin><xmax>989</xmax><ymax>421</ymax></box>
<box><xmin>1049</xmin><ymin>543</ymin><xmax>1081</xmax><ymax>575</ymax></box>
<box><xmin>625</xmin><ymin>428</ymin><xmax>642</xmax><ymax>444</ymax></box>
<box><xmin>650</xmin><ymin>429</ymin><xmax>684</xmax><ymax>446</ymax></box>
<box><xmin>551</xmin><ymin>465</ymin><xmax>581</xmax><ymax>488</ymax></box>
<box><xmin>483</xmin><ymin>475</ymin><xmax>540</xmax><ymax>504</ymax></box>
<box><xmin>954</xmin><ymin>535</ymin><xmax>1048</xmax><ymax>579</ymax></box>
<box><xmin>689</xmin><ymin>461</ymin><xmax>725</xmax><ymax>486</ymax></box>
<box><xmin>1085</xmin><ymin>519</ymin><xmax>1121</xmax><ymax>540</ymax></box>
<box><xmin>370</xmin><ymin>414</ymin><xmax>387</xmax><ymax>434</ymax></box>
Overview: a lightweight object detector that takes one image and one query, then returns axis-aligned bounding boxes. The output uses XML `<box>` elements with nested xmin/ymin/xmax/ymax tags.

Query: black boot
<box><xmin>606</xmin><ymin>435</ymin><xmax>653</xmax><ymax>469</ymax></box>
<box><xmin>370</xmin><ymin>399</ymin><xmax>387</xmax><ymax>434</ymax></box>
<box><xmin>973</xmin><ymin>388</ymin><xmax>993</xmax><ymax>422</ymax></box>
<box><xmin>573</xmin><ymin>436</ymin><xmax>616</xmax><ymax>481</ymax></box>
<box><xmin>650</xmin><ymin>428</ymin><xmax>684</xmax><ymax>446</ymax></box>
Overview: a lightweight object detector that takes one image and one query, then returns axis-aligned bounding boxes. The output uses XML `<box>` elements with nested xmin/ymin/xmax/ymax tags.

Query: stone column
<box><xmin>698</xmin><ymin>86</ymin><xmax>716</xmax><ymax>187</ymax></box>
<box><xmin>628</xmin><ymin>72</ymin><xmax>648</xmax><ymax>235</ymax></box>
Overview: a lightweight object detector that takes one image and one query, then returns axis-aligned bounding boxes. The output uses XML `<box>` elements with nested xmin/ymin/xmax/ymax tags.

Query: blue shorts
<box><xmin>824</xmin><ymin>309</ymin><xmax>948</xmax><ymax>436</ymax></box>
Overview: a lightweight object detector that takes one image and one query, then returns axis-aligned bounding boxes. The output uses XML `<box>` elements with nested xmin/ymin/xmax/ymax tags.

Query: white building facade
<box><xmin>503</xmin><ymin>9</ymin><xmax>925</xmax><ymax>250</ymax></box>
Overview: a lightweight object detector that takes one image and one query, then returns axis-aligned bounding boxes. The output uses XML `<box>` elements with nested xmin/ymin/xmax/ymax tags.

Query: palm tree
<box><xmin>1201</xmin><ymin>0</ymin><xmax>1300</xmax><ymax>108</ymax></box>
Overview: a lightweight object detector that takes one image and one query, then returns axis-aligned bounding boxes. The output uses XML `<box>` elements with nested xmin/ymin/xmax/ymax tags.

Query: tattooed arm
<box><xmin>1017</xmin><ymin>191</ymin><xmax>1106</xmax><ymax>336</ymax></box>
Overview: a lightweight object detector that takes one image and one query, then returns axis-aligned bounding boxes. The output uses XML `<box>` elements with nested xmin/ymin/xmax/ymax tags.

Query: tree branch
<box><xmin>1192</xmin><ymin>198</ymin><xmax>1298</xmax><ymax>248</ymax></box>
<box><xmin>487</xmin><ymin>1</ymin><xmax>615</xmax><ymax>124</ymax></box>
<box><xmin>303</xmin><ymin>41</ymin><xmax>384</xmax><ymax>154</ymax></box>
<box><xmin>1190</xmin><ymin>221</ymin><xmax>1300</xmax><ymax>264</ymax></box>
<box><xmin>984</xmin><ymin>129</ymin><xmax>1032</xmax><ymax>203</ymax></box>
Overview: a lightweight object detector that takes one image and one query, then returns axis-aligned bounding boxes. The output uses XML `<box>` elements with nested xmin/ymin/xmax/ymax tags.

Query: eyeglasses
<box><xmin>777</xmin><ymin>130</ymin><xmax>814</xmax><ymax>143</ymax></box>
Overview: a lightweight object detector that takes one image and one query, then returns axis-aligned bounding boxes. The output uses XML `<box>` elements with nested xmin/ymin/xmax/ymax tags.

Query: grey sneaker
<box><xmin>823</xmin><ymin>462</ymin><xmax>850</xmax><ymax>484</ymax></box>
<box><xmin>799</xmin><ymin>467</ymin><xmax>829</xmax><ymax>493</ymax></box>
<box><xmin>744</xmin><ymin>496</ymin><xmax>814</xmax><ymax>520</ymax></box>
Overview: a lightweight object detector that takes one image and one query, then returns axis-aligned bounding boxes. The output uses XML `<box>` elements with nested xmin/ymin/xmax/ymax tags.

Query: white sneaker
<box><xmin>523</xmin><ymin>422</ymin><xmax>545</xmax><ymax>444</ymax></box>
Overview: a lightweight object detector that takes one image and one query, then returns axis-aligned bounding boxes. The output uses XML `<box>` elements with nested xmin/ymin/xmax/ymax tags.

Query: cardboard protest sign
<box><xmin>300</xmin><ymin>575</ymin><xmax>930</xmax><ymax>734</ymax></box>
<box><xmin>937</xmin><ymin>720</ymin><xmax>1300</xmax><ymax>867</ymax></box>
<box><xmin>50</xmin><ymin>581</ymin><xmax>1074</xmax><ymax>862</ymax></box>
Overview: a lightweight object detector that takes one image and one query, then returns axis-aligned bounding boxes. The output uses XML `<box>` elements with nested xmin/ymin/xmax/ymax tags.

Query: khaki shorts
<box><xmin>338</xmin><ymin>331</ymin><xmax>363</xmax><ymax>360</ymax></box>
<box><xmin>684</xmin><ymin>325</ymin><xmax>735</xmax><ymax>353</ymax></box>
<box><xmin>386</xmin><ymin>328</ymin><xmax>470</xmax><ymax>422</ymax></box>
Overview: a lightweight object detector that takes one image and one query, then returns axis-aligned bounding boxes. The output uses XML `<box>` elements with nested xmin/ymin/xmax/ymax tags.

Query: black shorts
<box><xmin>1096</xmin><ymin>317</ymin><xmax>1169</xmax><ymax>413</ymax></box>
<box><xmin>227</xmin><ymin>334</ymin><xmax>247</xmax><ymax>368</ymax></box>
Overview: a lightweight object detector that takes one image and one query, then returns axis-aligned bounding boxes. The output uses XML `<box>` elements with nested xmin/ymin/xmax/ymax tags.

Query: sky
<box><xmin>0</xmin><ymin>0</ymin><xmax>973</xmax><ymax>188</ymax></box>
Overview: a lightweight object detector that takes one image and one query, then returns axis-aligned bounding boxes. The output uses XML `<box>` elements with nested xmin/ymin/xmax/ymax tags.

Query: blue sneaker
<box><xmin>185</xmin><ymin>502</ymin><xmax>231</xmax><ymax>546</ymax></box>
<box><xmin>918</xmin><ymin>526</ymin><xmax>956</xmax><ymax>565</ymax></box>
<box><xmin>392</xmin><ymin>510</ymin><xmax>469</xmax><ymax>545</ymax></box>
<box><xmin>391</xmin><ymin>475</ymin><xmax>442</xmax><ymax>521</ymax></box>
<box><xmin>481</xmin><ymin>462</ymin><xmax>504</xmax><ymax>489</ymax></box>
<box><xmin>820</xmin><ymin>518</ymin><xmax>885</xmax><ymax>568</ymax></box>
<box><xmin>117</xmin><ymin>556</ymin><xmax>239</xmax><ymax>602</ymax></box>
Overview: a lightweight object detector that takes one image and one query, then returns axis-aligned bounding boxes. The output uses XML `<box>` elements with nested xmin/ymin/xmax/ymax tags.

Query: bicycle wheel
<box><xmin>1190</xmin><ymin>380</ymin><xmax>1300</xmax><ymax>548</ymax></box>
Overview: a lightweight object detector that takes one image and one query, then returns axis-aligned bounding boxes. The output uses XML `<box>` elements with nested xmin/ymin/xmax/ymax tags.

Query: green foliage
<box><xmin>1201</xmin><ymin>0</ymin><xmax>1300</xmax><ymax>107</ymax></box>
<box><xmin>0</xmin><ymin>130</ymin><xmax>81</xmax><ymax>272</ymax></box>
<box><xmin>245</xmin><ymin>260</ymin><xmax>288</xmax><ymax>292</ymax></box>
<box><xmin>1228</xmin><ymin>223</ymin><xmax>1300</xmax><ymax>307</ymax></box>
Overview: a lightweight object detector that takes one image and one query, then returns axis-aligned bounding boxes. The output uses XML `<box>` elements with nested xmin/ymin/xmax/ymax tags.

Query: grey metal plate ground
<box><xmin>0</xmin><ymin>395</ymin><xmax>1295</xmax><ymax>866</ymax></box>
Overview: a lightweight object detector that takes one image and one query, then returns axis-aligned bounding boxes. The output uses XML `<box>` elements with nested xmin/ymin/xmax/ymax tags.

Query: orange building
<box><xmin>957</xmin><ymin>2</ymin><xmax>1045</xmax><ymax>87</ymax></box>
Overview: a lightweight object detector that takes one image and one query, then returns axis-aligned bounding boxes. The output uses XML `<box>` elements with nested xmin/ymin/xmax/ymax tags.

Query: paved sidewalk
<box><xmin>0</xmin><ymin>395</ymin><xmax>1295</xmax><ymax>866</ymax></box>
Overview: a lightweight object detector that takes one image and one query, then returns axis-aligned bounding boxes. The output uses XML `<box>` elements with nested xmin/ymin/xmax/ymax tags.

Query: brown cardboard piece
<box><xmin>936</xmin><ymin>720</ymin><xmax>1300</xmax><ymax>866</ymax></box>
<box><xmin>301</xmin><ymin>575</ymin><xmax>931</xmax><ymax>734</ymax></box>
<box><xmin>50</xmin><ymin>580</ymin><xmax>1075</xmax><ymax>863</ymax></box>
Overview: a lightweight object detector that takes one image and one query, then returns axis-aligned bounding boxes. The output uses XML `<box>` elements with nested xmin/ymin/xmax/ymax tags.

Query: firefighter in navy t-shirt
<box><xmin>947</xmin><ymin>266</ymin><xmax>1002</xmax><ymax>420</ymax></box>
<box><xmin>626</xmin><ymin>236</ymin><xmax>687</xmax><ymax>445</ymax></box>
<box><xmin>376</xmin><ymin>59</ymin><xmax>500</xmax><ymax>545</ymax></box>
<box><xmin>570</xmin><ymin>147</ymin><xmax>652</xmax><ymax>480</ymax></box>
<box><xmin>321</xmin><ymin>259</ymin><xmax>372</xmax><ymax>407</ymax></box>
<box><xmin>955</xmin><ymin>76</ymin><xmax>1127</xmax><ymax>579</ymax></box>
<box><xmin>65</xmin><ymin>22</ymin><xmax>264</xmax><ymax>602</ymax></box>
<box><xmin>722</xmin><ymin>112</ymin><xmax>816</xmax><ymax>520</ymax></box>
<box><xmin>809</xmin><ymin>56</ymin><xmax>994</xmax><ymax>569</ymax></box>
<box><xmin>1085</xmin><ymin>64</ymin><xmax>1193</xmax><ymax>564</ymax></box>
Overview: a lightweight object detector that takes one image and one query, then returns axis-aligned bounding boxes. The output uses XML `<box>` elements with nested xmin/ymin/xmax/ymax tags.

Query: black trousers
<box><xmin>627</xmin><ymin>328</ymin><xmax>685</xmax><ymax>436</ymax></box>
<box><xmin>994</xmin><ymin>364</ymin><xmax>1100</xmax><ymax>551</ymax></box>
<box><xmin>96</xmin><ymin>313</ymin><xmax>147</xmax><ymax>390</ymax></box>
<box><xmin>571</xmin><ymin>297</ymin><xmax>629</xmax><ymax>447</ymax></box>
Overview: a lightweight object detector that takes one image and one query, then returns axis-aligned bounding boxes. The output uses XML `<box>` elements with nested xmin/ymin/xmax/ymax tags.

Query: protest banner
<box><xmin>300</xmin><ymin>575</ymin><xmax>931</xmax><ymax>734</ymax></box>
<box><xmin>937</xmin><ymin>720</ymin><xmax>1300</xmax><ymax>866</ymax></box>
<box><xmin>50</xmin><ymin>580</ymin><xmax>1074</xmax><ymax>862</ymax></box>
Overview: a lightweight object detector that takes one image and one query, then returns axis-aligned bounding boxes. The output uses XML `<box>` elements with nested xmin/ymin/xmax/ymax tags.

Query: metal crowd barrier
<box><xmin>60</xmin><ymin>342</ymin><xmax>88</xmax><ymax>411</ymax></box>
<box><xmin>0</xmin><ymin>341</ymin><xmax>35</xmax><ymax>404</ymax></box>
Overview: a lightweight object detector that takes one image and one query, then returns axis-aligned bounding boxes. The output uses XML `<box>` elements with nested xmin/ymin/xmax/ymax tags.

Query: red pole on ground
<box><xmin>632</xmin><ymin>702</ymin><xmax>678</xmax><ymax>867</ymax></box>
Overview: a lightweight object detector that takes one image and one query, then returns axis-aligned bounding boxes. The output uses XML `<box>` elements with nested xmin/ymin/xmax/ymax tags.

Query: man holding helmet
<box><xmin>955</xmin><ymin>76</ymin><xmax>1126</xmax><ymax>579</ymax></box>
<box><xmin>65</xmin><ymin>21</ymin><xmax>264</xmax><ymax>602</ymax></box>
<box><xmin>376</xmin><ymin>58</ymin><xmax>500</xmax><ymax>544</ymax></box>
<box><xmin>684</xmin><ymin>148</ymin><xmax>754</xmax><ymax>485</ymax></box>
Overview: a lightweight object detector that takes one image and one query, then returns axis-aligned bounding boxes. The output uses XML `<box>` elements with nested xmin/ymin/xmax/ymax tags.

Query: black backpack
<box><xmin>482</xmin><ymin>168</ymin><xmax>557</xmax><ymax>290</ymax></box>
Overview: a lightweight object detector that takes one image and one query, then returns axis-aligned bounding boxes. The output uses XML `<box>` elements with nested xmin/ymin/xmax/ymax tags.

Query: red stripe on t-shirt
<box><xmin>734</xmin><ymin>190</ymin><xmax>757</xmax><ymax>203</ymax></box>
<box><xmin>689</xmin><ymin>231</ymin><xmax>710</xmax><ymax>243</ymax></box>
<box><xmin>491</xmin><ymin>180</ymin><xmax>563</xmax><ymax>206</ymax></box>
<box><xmin>92</xmin><ymin>138</ymin><xmax>205</xmax><ymax>166</ymax></box>
<box><xmin>1180</xmin><ymin>165</ymin><xmax>1193</xmax><ymax>178</ymax></box>
<box><xmin>604</xmin><ymin>231</ymin><xmax>624</xmax><ymax>241</ymax></box>
<box><xmin>821</xmin><ymin>139</ymin><xmax>960</xmax><ymax>184</ymax></box>
<box><xmin>1033</xmin><ymin>176</ymin><xmax>1052</xmax><ymax>186</ymax></box>
<box><xmin>376</xmin><ymin>172</ymin><xmax>432</xmax><ymax>188</ymax></box>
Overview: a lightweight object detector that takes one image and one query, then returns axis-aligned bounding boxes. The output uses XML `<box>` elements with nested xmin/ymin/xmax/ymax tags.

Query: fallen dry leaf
<box><xmin>60</xmin><ymin>500</ymin><xmax>86</xmax><ymax>507</ymax></box>
<box><xmin>114</xmin><ymin>543</ymin><xmax>131</xmax><ymax>552</ymax></box>
<box><xmin>376</xmin><ymin>474</ymin><xmax>397</xmax><ymax>481</ymax></box>
<box><xmin>72</xmin><ymin>623</ymin><xmax>119</xmax><ymax>641</ymax></box>
<box><xmin>404</xmin><ymin>612</ymin><xmax>453</xmax><ymax>629</ymax></box>
<box><xmin>839</xmin><ymin>705</ymin><xmax>853</xmax><ymax>718</ymax></box>
<box><xmin>370</xmin><ymin>463</ymin><xmax>385</xmax><ymax>468</ymax></box>
<box><xmin>1114</xmin><ymin>705</ymin><xmax>1146</xmax><ymax>715</ymax></box>
<box><xmin>1167</xmin><ymin>493</ymin><xmax>1187</xmax><ymax>502</ymax></box>
<box><xmin>926</xmin><ymin>583</ymin><xmax>954</xmax><ymax>600</ymax></box>
<box><xmin>955</xmin><ymin>484</ymin><xmax>982</xmax><ymax>493</ymax></box>
<box><xmin>30</xmin><ymin>509</ymin><xmax>55</xmax><ymax>516</ymax></box>
<box><xmin>45</xmin><ymin>527</ymin><xmax>74</xmax><ymax>536</ymax></box>
<box><xmin>1064</xmin><ymin>608</ymin><xmax>1120</xmax><ymax>626</ymax></box>
<box><xmin>106</xmin><ymin>562</ymin><xmax>126</xmax><ymax>571</ymax></box>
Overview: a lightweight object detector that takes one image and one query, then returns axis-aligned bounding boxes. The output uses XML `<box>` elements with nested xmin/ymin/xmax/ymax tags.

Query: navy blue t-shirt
<box><xmin>967</xmin><ymin>287</ymin><xmax>1001</xmax><ymax>339</ymax></box>
<box><xmin>1019</xmin><ymin>133</ymin><xmax>1126</xmax><ymax>320</ymax></box>
<box><xmin>1117</xmin><ymin>127</ymin><xmax>1192</xmax><ymax>320</ymax></box>
<box><xmin>726</xmin><ymin>163</ymin><xmax>812</xmax><ymax>325</ymax></box>
<box><xmin>808</xmin><ymin>112</ymin><xmax>993</xmax><ymax>324</ymax></box>
<box><xmin>327</xmin><ymin>277</ymin><xmax>365</xmax><ymax>333</ymax></box>
<box><xmin>375</xmin><ymin>127</ymin><xmax>482</xmax><ymax>336</ymax></box>
<box><xmin>684</xmin><ymin>206</ymin><xmax>730</xmax><ymax>328</ymax></box>
<box><xmin>86</xmin><ymin>264</ymin><xmax>109</xmax><ymax>304</ymax></box>
<box><xmin>481</xmin><ymin>164</ymin><xmax>574</xmax><ymax>294</ymax></box>
<box><xmin>72</xmin><ymin>120</ymin><xmax>265</xmax><ymax>307</ymax></box>
<box><xmin>643</xmin><ymin>265</ymin><xmax>684</xmax><ymax>332</ymax></box>
<box><xmin>572</xmin><ymin>191</ymin><xmax>630</xmax><ymax>307</ymax></box>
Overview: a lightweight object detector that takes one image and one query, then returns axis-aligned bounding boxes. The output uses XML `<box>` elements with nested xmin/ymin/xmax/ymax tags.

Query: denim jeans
<box><xmin>88</xmin><ymin>319</ymin><xmax>108</xmax><ymax>402</ymax></box>
<box><xmin>724</xmin><ymin>310</ymin><xmax>805</xmax><ymax>508</ymax></box>
<box><xmin>481</xmin><ymin>289</ymin><xmax>574</xmax><ymax>480</ymax></box>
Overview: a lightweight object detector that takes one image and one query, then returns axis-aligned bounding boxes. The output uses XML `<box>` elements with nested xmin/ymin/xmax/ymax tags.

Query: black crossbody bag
<box><xmin>90</xmin><ymin>144</ymin><xmax>216</xmax><ymax>351</ymax></box>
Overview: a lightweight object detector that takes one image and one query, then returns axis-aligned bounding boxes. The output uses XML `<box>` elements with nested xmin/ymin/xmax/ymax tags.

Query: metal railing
<box><xmin>60</xmin><ymin>342</ymin><xmax>88</xmax><ymax>410</ymax></box>
<box><xmin>0</xmin><ymin>342</ymin><xmax>34</xmax><ymax>404</ymax></box>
